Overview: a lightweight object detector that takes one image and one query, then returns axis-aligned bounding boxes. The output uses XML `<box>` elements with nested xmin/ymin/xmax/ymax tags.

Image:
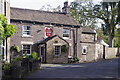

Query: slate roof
<box><xmin>10</xmin><ymin>7</ymin><xmax>80</xmax><ymax>27</ymax></box>
<box><xmin>38</xmin><ymin>35</ymin><xmax>69</xmax><ymax>45</ymax></box>
<box><xmin>82</xmin><ymin>26</ymin><xmax>96</xmax><ymax>34</ymax></box>
<box><xmin>38</xmin><ymin>35</ymin><xmax>57</xmax><ymax>44</ymax></box>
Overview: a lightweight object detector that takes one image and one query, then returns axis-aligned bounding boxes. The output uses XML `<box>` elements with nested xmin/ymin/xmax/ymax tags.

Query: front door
<box><xmin>40</xmin><ymin>46</ymin><xmax>45</xmax><ymax>63</ymax></box>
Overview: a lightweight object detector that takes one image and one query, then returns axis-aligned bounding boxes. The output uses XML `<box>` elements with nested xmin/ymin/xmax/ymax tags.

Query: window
<box><xmin>63</xmin><ymin>29</ymin><xmax>70</xmax><ymax>39</ymax></box>
<box><xmin>54</xmin><ymin>46</ymin><xmax>61</xmax><ymax>56</ymax></box>
<box><xmin>22</xmin><ymin>45</ymin><xmax>31</xmax><ymax>55</ymax></box>
<box><xmin>1</xmin><ymin>39</ymin><xmax>6</xmax><ymax>61</ymax></box>
<box><xmin>23</xmin><ymin>26</ymin><xmax>31</xmax><ymax>36</ymax></box>
<box><xmin>82</xmin><ymin>46</ymin><xmax>87</xmax><ymax>54</ymax></box>
<box><xmin>4</xmin><ymin>1</ymin><xmax>6</xmax><ymax>16</ymax></box>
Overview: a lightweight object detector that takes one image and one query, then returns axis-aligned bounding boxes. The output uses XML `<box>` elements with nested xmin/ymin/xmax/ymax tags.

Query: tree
<box><xmin>71</xmin><ymin>2</ymin><xmax>98</xmax><ymax>29</ymax></box>
<box><xmin>0</xmin><ymin>14</ymin><xmax>17</xmax><ymax>54</ymax></box>
<box><xmin>71</xmin><ymin>1</ymin><xmax>119</xmax><ymax>47</ymax></box>
<box><xmin>0</xmin><ymin>14</ymin><xmax>17</xmax><ymax>40</ymax></box>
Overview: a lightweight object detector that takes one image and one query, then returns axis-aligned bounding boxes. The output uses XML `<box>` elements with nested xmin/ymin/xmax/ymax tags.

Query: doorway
<box><xmin>40</xmin><ymin>46</ymin><xmax>45</xmax><ymax>63</ymax></box>
<box><xmin>103</xmin><ymin>45</ymin><xmax>105</xmax><ymax>59</ymax></box>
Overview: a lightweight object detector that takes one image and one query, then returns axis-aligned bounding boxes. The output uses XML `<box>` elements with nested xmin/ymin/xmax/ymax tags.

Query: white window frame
<box><xmin>82</xmin><ymin>46</ymin><xmax>87</xmax><ymax>55</ymax></box>
<box><xmin>54</xmin><ymin>45</ymin><xmax>61</xmax><ymax>56</ymax></box>
<box><xmin>1</xmin><ymin>39</ymin><xmax>6</xmax><ymax>61</ymax></box>
<box><xmin>22</xmin><ymin>44</ymin><xmax>31</xmax><ymax>55</ymax></box>
<box><xmin>63</xmin><ymin>28</ymin><xmax>70</xmax><ymax>39</ymax></box>
<box><xmin>22</xmin><ymin>25</ymin><xmax>31</xmax><ymax>37</ymax></box>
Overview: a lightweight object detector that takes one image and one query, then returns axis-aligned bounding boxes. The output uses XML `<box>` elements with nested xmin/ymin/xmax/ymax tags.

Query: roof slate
<box><xmin>10</xmin><ymin>7</ymin><xmax>80</xmax><ymax>26</ymax></box>
<box><xmin>82</xmin><ymin>26</ymin><xmax>96</xmax><ymax>34</ymax></box>
<box><xmin>38</xmin><ymin>35</ymin><xmax>69</xmax><ymax>45</ymax></box>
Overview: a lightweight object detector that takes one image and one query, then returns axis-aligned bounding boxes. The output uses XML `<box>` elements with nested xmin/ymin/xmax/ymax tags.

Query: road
<box><xmin>28</xmin><ymin>58</ymin><xmax>119</xmax><ymax>79</ymax></box>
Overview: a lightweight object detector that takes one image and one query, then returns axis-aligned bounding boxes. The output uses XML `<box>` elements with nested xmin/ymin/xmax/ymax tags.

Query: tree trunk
<box><xmin>109</xmin><ymin>28</ymin><xmax>114</xmax><ymax>48</ymax></box>
<box><xmin>109</xmin><ymin>33</ymin><xmax>114</xmax><ymax>47</ymax></box>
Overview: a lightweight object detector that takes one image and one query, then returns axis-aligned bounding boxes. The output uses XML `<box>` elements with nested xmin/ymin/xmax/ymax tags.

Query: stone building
<box><xmin>2</xmin><ymin>1</ymin><xmax>106</xmax><ymax>63</ymax></box>
<box><xmin>78</xmin><ymin>26</ymin><xmax>105</xmax><ymax>62</ymax></box>
<box><xmin>38</xmin><ymin>35</ymin><xmax>69</xmax><ymax>63</ymax></box>
<box><xmin>10</xmin><ymin>1</ymin><xmax>82</xmax><ymax>63</ymax></box>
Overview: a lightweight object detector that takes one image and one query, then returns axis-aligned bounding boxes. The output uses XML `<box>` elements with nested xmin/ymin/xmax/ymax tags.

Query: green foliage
<box><xmin>61</xmin><ymin>45</ymin><xmax>68</xmax><ymax>53</ymax></box>
<box><xmin>3</xmin><ymin>63</ymin><xmax>11</xmax><ymax>70</ymax></box>
<box><xmin>13</xmin><ymin>45</ymin><xmax>20</xmax><ymax>53</ymax></box>
<box><xmin>3</xmin><ymin>24</ymin><xmax>17</xmax><ymax>39</ymax></box>
<box><xmin>75</xmin><ymin>57</ymin><xmax>80</xmax><ymax>61</ymax></box>
<box><xmin>114</xmin><ymin>28</ymin><xmax>120</xmax><ymax>47</ymax></box>
<box><xmin>14</xmin><ymin>56</ymin><xmax>23</xmax><ymax>61</ymax></box>
<box><xmin>96</xmin><ymin>28</ymin><xmax>109</xmax><ymax>44</ymax></box>
<box><xmin>71</xmin><ymin>1</ymin><xmax>119</xmax><ymax>47</ymax></box>
<box><xmin>23</xmin><ymin>53</ymin><xmax>29</xmax><ymax>58</ymax></box>
<box><xmin>0</xmin><ymin>14</ymin><xmax>17</xmax><ymax>40</ymax></box>
<box><xmin>71</xmin><ymin>2</ymin><xmax>98</xmax><ymax>29</ymax></box>
<box><xmin>31</xmin><ymin>51</ymin><xmax>38</xmax><ymax>60</ymax></box>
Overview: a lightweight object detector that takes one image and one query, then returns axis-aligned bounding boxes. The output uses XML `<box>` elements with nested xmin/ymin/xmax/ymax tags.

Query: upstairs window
<box><xmin>22</xmin><ymin>45</ymin><xmax>31</xmax><ymax>55</ymax></box>
<box><xmin>23</xmin><ymin>26</ymin><xmax>31</xmax><ymax>36</ymax></box>
<box><xmin>54</xmin><ymin>45</ymin><xmax>61</xmax><ymax>56</ymax></box>
<box><xmin>63</xmin><ymin>29</ymin><xmax>70</xmax><ymax>39</ymax></box>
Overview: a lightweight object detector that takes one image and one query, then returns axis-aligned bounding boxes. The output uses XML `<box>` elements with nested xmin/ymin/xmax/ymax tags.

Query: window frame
<box><xmin>63</xmin><ymin>28</ymin><xmax>70</xmax><ymax>39</ymax></box>
<box><xmin>22</xmin><ymin>25</ymin><xmax>31</xmax><ymax>37</ymax></box>
<box><xmin>54</xmin><ymin>45</ymin><xmax>61</xmax><ymax>56</ymax></box>
<box><xmin>82</xmin><ymin>46</ymin><xmax>87</xmax><ymax>55</ymax></box>
<box><xmin>22</xmin><ymin>44</ymin><xmax>31</xmax><ymax>55</ymax></box>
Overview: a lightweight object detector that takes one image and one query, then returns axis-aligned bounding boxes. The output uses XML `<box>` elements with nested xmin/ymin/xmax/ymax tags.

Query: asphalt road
<box><xmin>28</xmin><ymin>58</ymin><xmax>119</xmax><ymax>79</ymax></box>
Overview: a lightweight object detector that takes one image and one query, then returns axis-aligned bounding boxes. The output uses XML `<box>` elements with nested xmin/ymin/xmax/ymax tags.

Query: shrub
<box><xmin>31</xmin><ymin>51</ymin><xmax>40</xmax><ymax>60</ymax></box>
<box><xmin>61</xmin><ymin>45</ymin><xmax>68</xmax><ymax>53</ymax></box>
<box><xmin>3</xmin><ymin>63</ymin><xmax>11</xmax><ymax>70</ymax></box>
<box><xmin>11</xmin><ymin>45</ymin><xmax>20</xmax><ymax>53</ymax></box>
<box><xmin>14</xmin><ymin>56</ymin><xmax>23</xmax><ymax>61</ymax></box>
<box><xmin>23</xmin><ymin>53</ymin><xmax>29</xmax><ymax>58</ymax></box>
<box><xmin>32</xmin><ymin>52</ymin><xmax>38</xmax><ymax>60</ymax></box>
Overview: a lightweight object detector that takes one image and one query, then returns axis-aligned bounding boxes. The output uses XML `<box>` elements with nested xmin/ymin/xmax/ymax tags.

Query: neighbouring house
<box><xmin>79</xmin><ymin>26</ymin><xmax>98</xmax><ymax>62</ymax></box>
<box><xmin>0</xmin><ymin>0</ymin><xmax>11</xmax><ymax>63</ymax></box>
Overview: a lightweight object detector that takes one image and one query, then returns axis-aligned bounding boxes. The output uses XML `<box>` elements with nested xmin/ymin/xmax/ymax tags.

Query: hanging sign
<box><xmin>45</xmin><ymin>27</ymin><xmax>53</xmax><ymax>37</ymax></box>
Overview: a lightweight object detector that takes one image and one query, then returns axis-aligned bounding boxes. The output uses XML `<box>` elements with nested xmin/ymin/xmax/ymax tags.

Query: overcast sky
<box><xmin>10</xmin><ymin>0</ymin><xmax>102</xmax><ymax>10</ymax></box>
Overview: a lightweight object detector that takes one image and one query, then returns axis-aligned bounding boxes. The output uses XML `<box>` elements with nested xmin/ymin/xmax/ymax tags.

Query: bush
<box><xmin>61</xmin><ymin>45</ymin><xmax>68</xmax><ymax>53</ymax></box>
<box><xmin>31</xmin><ymin>51</ymin><xmax>40</xmax><ymax>60</ymax></box>
<box><xmin>23</xmin><ymin>53</ymin><xmax>29</xmax><ymax>58</ymax></box>
<box><xmin>3</xmin><ymin>63</ymin><xmax>11</xmax><ymax>70</ymax></box>
<box><xmin>14</xmin><ymin>56</ymin><xmax>23</xmax><ymax>61</ymax></box>
<box><xmin>32</xmin><ymin>52</ymin><xmax>38</xmax><ymax>60</ymax></box>
<box><xmin>75</xmin><ymin>57</ymin><xmax>80</xmax><ymax>61</ymax></box>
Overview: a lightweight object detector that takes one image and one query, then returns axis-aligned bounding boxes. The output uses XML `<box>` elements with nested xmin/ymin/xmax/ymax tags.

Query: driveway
<box><xmin>27</xmin><ymin>58</ymin><xmax>119</xmax><ymax>79</ymax></box>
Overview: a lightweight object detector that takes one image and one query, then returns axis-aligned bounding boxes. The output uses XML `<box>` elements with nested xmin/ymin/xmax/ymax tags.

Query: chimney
<box><xmin>62</xmin><ymin>1</ymin><xmax>70</xmax><ymax>15</ymax></box>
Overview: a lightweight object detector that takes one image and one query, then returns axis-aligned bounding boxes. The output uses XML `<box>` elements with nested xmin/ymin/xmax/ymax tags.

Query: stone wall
<box><xmin>79</xmin><ymin>43</ymin><xmax>96</xmax><ymax>62</ymax></box>
<box><xmin>105</xmin><ymin>47</ymin><xmax>119</xmax><ymax>59</ymax></box>
<box><xmin>95</xmin><ymin>44</ymin><xmax>103</xmax><ymax>60</ymax></box>
<box><xmin>81</xmin><ymin>33</ymin><xmax>95</xmax><ymax>42</ymax></box>
<box><xmin>10</xmin><ymin>21</ymin><xmax>81</xmax><ymax>60</ymax></box>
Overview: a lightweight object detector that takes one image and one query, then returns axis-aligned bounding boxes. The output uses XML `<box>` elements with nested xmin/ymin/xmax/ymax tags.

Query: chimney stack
<box><xmin>62</xmin><ymin>1</ymin><xmax>70</xmax><ymax>15</ymax></box>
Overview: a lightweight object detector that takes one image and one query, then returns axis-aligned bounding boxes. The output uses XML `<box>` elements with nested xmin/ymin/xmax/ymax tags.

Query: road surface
<box><xmin>28</xmin><ymin>58</ymin><xmax>120</xmax><ymax>79</ymax></box>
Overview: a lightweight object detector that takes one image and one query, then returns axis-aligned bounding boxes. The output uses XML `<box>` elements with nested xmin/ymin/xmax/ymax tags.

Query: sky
<box><xmin>10</xmin><ymin>0</ymin><xmax>103</xmax><ymax>27</ymax></box>
<box><xmin>10</xmin><ymin>0</ymin><xmax>102</xmax><ymax>10</ymax></box>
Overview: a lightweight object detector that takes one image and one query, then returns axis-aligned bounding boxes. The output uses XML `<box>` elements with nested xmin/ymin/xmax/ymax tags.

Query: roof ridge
<box><xmin>10</xmin><ymin>7</ymin><xmax>66</xmax><ymax>15</ymax></box>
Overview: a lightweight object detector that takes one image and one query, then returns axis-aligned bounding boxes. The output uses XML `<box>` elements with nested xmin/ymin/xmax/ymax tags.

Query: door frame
<box><xmin>40</xmin><ymin>44</ymin><xmax>45</xmax><ymax>63</ymax></box>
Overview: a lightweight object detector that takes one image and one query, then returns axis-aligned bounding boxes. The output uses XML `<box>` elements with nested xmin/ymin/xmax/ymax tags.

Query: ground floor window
<box><xmin>54</xmin><ymin>45</ymin><xmax>61</xmax><ymax>56</ymax></box>
<box><xmin>22</xmin><ymin>45</ymin><xmax>31</xmax><ymax>55</ymax></box>
<box><xmin>82</xmin><ymin>46</ymin><xmax>87</xmax><ymax>54</ymax></box>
